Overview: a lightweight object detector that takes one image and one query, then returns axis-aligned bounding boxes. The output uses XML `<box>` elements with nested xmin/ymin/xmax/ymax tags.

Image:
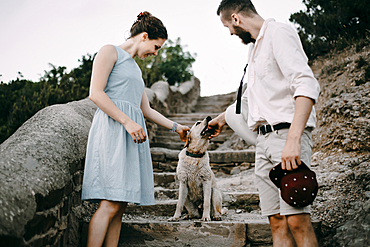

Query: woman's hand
<box><xmin>176</xmin><ymin>124</ymin><xmax>190</xmax><ymax>142</ymax></box>
<box><xmin>123</xmin><ymin>120</ymin><xmax>147</xmax><ymax>144</ymax></box>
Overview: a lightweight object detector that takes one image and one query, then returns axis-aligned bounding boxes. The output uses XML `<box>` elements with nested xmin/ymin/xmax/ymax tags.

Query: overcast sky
<box><xmin>0</xmin><ymin>0</ymin><xmax>305</xmax><ymax>96</ymax></box>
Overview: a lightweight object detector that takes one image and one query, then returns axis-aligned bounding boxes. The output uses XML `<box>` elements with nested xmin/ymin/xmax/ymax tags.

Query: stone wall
<box><xmin>0</xmin><ymin>77</ymin><xmax>200</xmax><ymax>246</ymax></box>
<box><xmin>0</xmin><ymin>99</ymin><xmax>96</xmax><ymax>246</ymax></box>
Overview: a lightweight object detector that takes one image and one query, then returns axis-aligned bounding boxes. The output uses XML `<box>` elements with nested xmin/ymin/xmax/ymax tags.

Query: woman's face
<box><xmin>138</xmin><ymin>36</ymin><xmax>166</xmax><ymax>59</ymax></box>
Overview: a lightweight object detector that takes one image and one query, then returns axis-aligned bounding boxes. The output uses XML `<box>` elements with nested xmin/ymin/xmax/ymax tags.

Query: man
<box><xmin>208</xmin><ymin>0</ymin><xmax>320</xmax><ymax>246</ymax></box>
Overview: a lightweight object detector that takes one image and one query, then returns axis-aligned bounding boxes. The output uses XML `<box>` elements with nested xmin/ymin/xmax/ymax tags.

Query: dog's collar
<box><xmin>186</xmin><ymin>150</ymin><xmax>205</xmax><ymax>158</ymax></box>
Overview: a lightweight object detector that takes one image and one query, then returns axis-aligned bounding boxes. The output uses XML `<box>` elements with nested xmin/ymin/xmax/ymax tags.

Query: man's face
<box><xmin>233</xmin><ymin>25</ymin><xmax>255</xmax><ymax>45</ymax></box>
<box><xmin>220</xmin><ymin>13</ymin><xmax>255</xmax><ymax>45</ymax></box>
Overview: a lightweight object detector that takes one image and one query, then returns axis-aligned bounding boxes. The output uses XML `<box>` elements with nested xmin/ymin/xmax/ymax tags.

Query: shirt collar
<box><xmin>255</xmin><ymin>18</ymin><xmax>275</xmax><ymax>43</ymax></box>
<box><xmin>249</xmin><ymin>18</ymin><xmax>275</xmax><ymax>63</ymax></box>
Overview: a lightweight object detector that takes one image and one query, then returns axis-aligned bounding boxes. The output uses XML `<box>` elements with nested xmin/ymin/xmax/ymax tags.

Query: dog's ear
<box><xmin>184</xmin><ymin>131</ymin><xmax>190</xmax><ymax>148</ymax></box>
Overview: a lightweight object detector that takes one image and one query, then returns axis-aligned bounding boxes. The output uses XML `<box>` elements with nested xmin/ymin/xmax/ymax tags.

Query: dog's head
<box><xmin>184</xmin><ymin>116</ymin><xmax>214</xmax><ymax>154</ymax></box>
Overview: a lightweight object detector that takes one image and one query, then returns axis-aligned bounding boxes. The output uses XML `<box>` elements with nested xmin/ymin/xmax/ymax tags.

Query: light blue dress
<box><xmin>81</xmin><ymin>46</ymin><xmax>154</xmax><ymax>205</ymax></box>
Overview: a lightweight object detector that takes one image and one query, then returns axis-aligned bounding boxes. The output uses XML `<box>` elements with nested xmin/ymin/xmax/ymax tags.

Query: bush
<box><xmin>290</xmin><ymin>0</ymin><xmax>370</xmax><ymax>59</ymax></box>
<box><xmin>135</xmin><ymin>38</ymin><xmax>196</xmax><ymax>87</ymax></box>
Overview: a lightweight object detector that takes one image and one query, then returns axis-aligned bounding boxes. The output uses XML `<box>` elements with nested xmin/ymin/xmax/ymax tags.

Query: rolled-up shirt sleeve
<box><xmin>272</xmin><ymin>26</ymin><xmax>320</xmax><ymax>103</ymax></box>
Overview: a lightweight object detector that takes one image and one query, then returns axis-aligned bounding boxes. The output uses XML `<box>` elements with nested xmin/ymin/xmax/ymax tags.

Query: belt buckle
<box><xmin>261</xmin><ymin>125</ymin><xmax>267</xmax><ymax>135</ymax></box>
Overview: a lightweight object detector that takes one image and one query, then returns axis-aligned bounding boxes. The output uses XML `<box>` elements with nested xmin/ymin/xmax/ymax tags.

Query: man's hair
<box><xmin>217</xmin><ymin>0</ymin><xmax>257</xmax><ymax>20</ymax></box>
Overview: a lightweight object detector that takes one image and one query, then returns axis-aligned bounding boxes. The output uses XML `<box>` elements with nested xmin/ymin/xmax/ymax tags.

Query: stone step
<box><xmin>223</xmin><ymin>191</ymin><xmax>260</xmax><ymax>210</ymax></box>
<box><xmin>151</xmin><ymin>148</ymin><xmax>255</xmax><ymax>164</ymax></box>
<box><xmin>196</xmin><ymin>98</ymin><xmax>235</xmax><ymax>104</ymax></box>
<box><xmin>150</xmin><ymin>142</ymin><xmax>186</xmax><ymax>150</ymax></box>
<box><xmin>154</xmin><ymin>169</ymin><xmax>257</xmax><ymax>188</ymax></box>
<box><xmin>154</xmin><ymin>172</ymin><xmax>176</xmax><ymax>187</ymax></box>
<box><xmin>197</xmin><ymin>96</ymin><xmax>235</xmax><ymax>103</ymax></box>
<box><xmin>194</xmin><ymin>103</ymin><xmax>234</xmax><ymax>109</ymax></box>
<box><xmin>196</xmin><ymin>97</ymin><xmax>234</xmax><ymax>103</ymax></box>
<box><xmin>154</xmin><ymin>188</ymin><xmax>178</xmax><ymax>200</ymax></box>
<box><xmin>80</xmin><ymin>210</ymin><xmax>275</xmax><ymax>247</ymax></box>
<box><xmin>154</xmin><ymin>127</ymin><xmax>233</xmax><ymax>138</ymax></box>
<box><xmin>124</xmin><ymin>198</ymin><xmax>260</xmax><ymax>217</ymax></box>
<box><xmin>154</xmin><ymin>188</ymin><xmax>260</xmax><ymax>209</ymax></box>
<box><xmin>80</xmin><ymin>211</ymin><xmax>321</xmax><ymax>247</ymax></box>
<box><xmin>193</xmin><ymin>95</ymin><xmax>236</xmax><ymax>113</ymax></box>
<box><xmin>192</xmin><ymin>105</ymin><xmax>232</xmax><ymax>113</ymax></box>
<box><xmin>152</xmin><ymin>155</ymin><xmax>255</xmax><ymax>173</ymax></box>
<box><xmin>196</xmin><ymin>100</ymin><xmax>234</xmax><ymax>105</ymax></box>
<box><xmin>150</xmin><ymin>142</ymin><xmax>219</xmax><ymax>151</ymax></box>
<box><xmin>197</xmin><ymin>94</ymin><xmax>236</xmax><ymax>103</ymax></box>
<box><xmin>166</xmin><ymin>112</ymin><xmax>221</xmax><ymax>121</ymax></box>
<box><xmin>153</xmin><ymin>132</ymin><xmax>232</xmax><ymax>144</ymax></box>
<box><xmin>154</xmin><ymin>165</ymin><xmax>257</xmax><ymax>189</ymax></box>
<box><xmin>163</xmin><ymin>119</ymin><xmax>225</xmax><ymax>127</ymax></box>
<box><xmin>195</xmin><ymin>100</ymin><xmax>233</xmax><ymax>105</ymax></box>
<box><xmin>168</xmin><ymin>112</ymin><xmax>222</xmax><ymax>117</ymax></box>
<box><xmin>152</xmin><ymin>160</ymin><xmax>178</xmax><ymax>173</ymax></box>
<box><xmin>125</xmin><ymin>199</ymin><xmax>179</xmax><ymax>216</ymax></box>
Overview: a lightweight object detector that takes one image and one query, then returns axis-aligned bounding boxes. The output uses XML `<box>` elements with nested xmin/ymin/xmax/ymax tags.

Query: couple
<box><xmin>81</xmin><ymin>1</ymin><xmax>320</xmax><ymax>247</ymax></box>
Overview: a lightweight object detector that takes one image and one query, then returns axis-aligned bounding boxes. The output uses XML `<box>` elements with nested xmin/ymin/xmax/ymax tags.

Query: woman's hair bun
<box><xmin>137</xmin><ymin>11</ymin><xmax>152</xmax><ymax>21</ymax></box>
<box><xmin>130</xmin><ymin>11</ymin><xmax>167</xmax><ymax>40</ymax></box>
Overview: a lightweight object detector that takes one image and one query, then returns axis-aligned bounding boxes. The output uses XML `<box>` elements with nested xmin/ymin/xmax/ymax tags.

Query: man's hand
<box><xmin>281</xmin><ymin>137</ymin><xmax>301</xmax><ymax>170</ymax></box>
<box><xmin>207</xmin><ymin>112</ymin><xmax>226</xmax><ymax>139</ymax></box>
<box><xmin>281</xmin><ymin>96</ymin><xmax>314</xmax><ymax>170</ymax></box>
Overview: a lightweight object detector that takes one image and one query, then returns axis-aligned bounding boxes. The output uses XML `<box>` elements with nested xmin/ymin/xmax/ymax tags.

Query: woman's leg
<box><xmin>86</xmin><ymin>200</ymin><xmax>125</xmax><ymax>247</ymax></box>
<box><xmin>103</xmin><ymin>202</ymin><xmax>127</xmax><ymax>247</ymax></box>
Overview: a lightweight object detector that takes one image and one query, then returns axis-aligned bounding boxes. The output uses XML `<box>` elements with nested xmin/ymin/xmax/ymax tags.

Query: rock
<box><xmin>365</xmin><ymin>192</ymin><xmax>370</xmax><ymax>199</ymax></box>
<box><xmin>151</xmin><ymin>81</ymin><xmax>169</xmax><ymax>103</ymax></box>
<box><xmin>310</xmin><ymin>45</ymin><xmax>370</xmax><ymax>246</ymax></box>
<box><xmin>0</xmin><ymin>98</ymin><xmax>96</xmax><ymax>244</ymax></box>
<box><xmin>230</xmin><ymin>167</ymin><xmax>241</xmax><ymax>175</ymax></box>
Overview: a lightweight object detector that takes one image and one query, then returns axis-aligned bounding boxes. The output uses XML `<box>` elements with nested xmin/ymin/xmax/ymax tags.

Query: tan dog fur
<box><xmin>168</xmin><ymin>117</ymin><xmax>223</xmax><ymax>222</ymax></box>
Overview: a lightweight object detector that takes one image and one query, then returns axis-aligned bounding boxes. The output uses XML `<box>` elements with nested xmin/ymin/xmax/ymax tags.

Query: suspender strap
<box><xmin>236</xmin><ymin>63</ymin><xmax>248</xmax><ymax>114</ymax></box>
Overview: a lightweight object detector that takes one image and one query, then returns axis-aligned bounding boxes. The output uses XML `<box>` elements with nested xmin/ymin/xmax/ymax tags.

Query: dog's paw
<box><xmin>182</xmin><ymin>214</ymin><xmax>197</xmax><ymax>220</ymax></box>
<box><xmin>201</xmin><ymin>216</ymin><xmax>211</xmax><ymax>222</ymax></box>
<box><xmin>168</xmin><ymin>216</ymin><xmax>180</xmax><ymax>222</ymax></box>
<box><xmin>212</xmin><ymin>216</ymin><xmax>222</xmax><ymax>221</ymax></box>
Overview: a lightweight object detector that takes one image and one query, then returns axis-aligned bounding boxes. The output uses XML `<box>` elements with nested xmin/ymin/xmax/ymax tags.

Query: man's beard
<box><xmin>233</xmin><ymin>25</ymin><xmax>255</xmax><ymax>45</ymax></box>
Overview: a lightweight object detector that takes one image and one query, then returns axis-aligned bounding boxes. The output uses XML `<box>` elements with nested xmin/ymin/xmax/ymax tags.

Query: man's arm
<box><xmin>281</xmin><ymin>96</ymin><xmax>314</xmax><ymax>170</ymax></box>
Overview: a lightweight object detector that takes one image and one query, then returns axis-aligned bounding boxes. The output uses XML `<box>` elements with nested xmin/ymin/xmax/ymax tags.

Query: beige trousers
<box><xmin>255</xmin><ymin>128</ymin><xmax>313</xmax><ymax>216</ymax></box>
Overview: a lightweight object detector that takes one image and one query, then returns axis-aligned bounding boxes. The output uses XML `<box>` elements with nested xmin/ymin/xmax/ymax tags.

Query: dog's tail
<box><xmin>216</xmin><ymin>204</ymin><xmax>228</xmax><ymax>215</ymax></box>
<box><xmin>220</xmin><ymin>207</ymin><xmax>228</xmax><ymax>215</ymax></box>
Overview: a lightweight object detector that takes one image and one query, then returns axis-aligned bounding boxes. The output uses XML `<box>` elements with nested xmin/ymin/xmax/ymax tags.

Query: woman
<box><xmin>81</xmin><ymin>12</ymin><xmax>189</xmax><ymax>246</ymax></box>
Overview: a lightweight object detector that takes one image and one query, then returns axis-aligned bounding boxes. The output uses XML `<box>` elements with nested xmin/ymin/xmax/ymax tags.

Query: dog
<box><xmin>168</xmin><ymin>116</ymin><xmax>224</xmax><ymax>222</ymax></box>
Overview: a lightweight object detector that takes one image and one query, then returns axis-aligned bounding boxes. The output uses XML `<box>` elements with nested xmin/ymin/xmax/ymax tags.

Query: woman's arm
<box><xmin>89</xmin><ymin>45</ymin><xmax>146</xmax><ymax>143</ymax></box>
<box><xmin>140</xmin><ymin>90</ymin><xmax>189</xmax><ymax>142</ymax></box>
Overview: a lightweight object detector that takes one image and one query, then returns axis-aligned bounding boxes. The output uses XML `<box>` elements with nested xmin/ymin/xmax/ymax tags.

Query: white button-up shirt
<box><xmin>243</xmin><ymin>19</ymin><xmax>320</xmax><ymax>130</ymax></box>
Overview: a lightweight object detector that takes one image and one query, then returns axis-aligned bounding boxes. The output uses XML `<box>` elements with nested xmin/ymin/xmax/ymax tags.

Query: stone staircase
<box><xmin>150</xmin><ymin>92</ymin><xmax>237</xmax><ymax>151</ymax></box>
<box><xmin>79</xmin><ymin>92</ymin><xmax>320</xmax><ymax>246</ymax></box>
